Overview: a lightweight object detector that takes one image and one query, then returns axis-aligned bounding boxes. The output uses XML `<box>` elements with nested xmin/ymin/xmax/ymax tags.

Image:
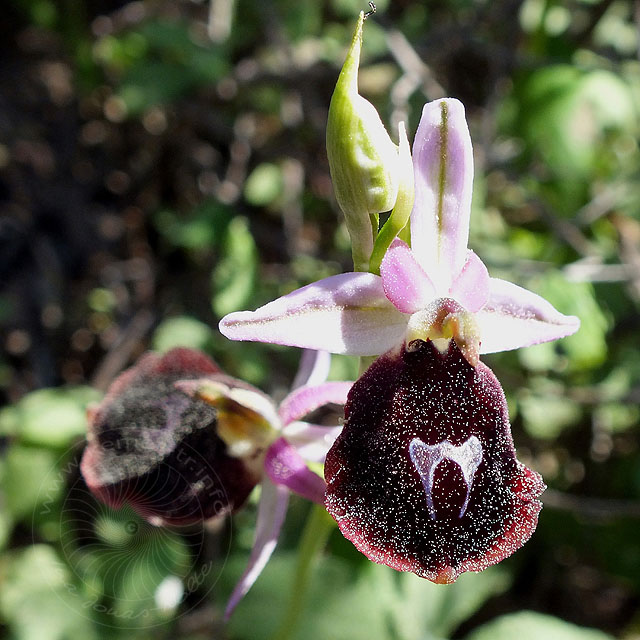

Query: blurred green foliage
<box><xmin>2</xmin><ymin>0</ymin><xmax>640</xmax><ymax>638</ymax></box>
<box><xmin>224</xmin><ymin>552</ymin><xmax>511</xmax><ymax>640</ymax></box>
<box><xmin>211</xmin><ymin>216</ymin><xmax>258</xmax><ymax>317</ymax></box>
<box><xmin>465</xmin><ymin>611</ymin><xmax>615</xmax><ymax>640</ymax></box>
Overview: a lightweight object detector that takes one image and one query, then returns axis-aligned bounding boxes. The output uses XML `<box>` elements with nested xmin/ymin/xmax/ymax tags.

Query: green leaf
<box><xmin>506</xmin><ymin>66</ymin><xmax>637</xmax><ymax>212</ymax></box>
<box><xmin>152</xmin><ymin>316</ymin><xmax>214</xmax><ymax>353</ymax></box>
<box><xmin>113</xmin><ymin>529</ymin><xmax>191</xmax><ymax>624</ymax></box>
<box><xmin>118</xmin><ymin>61</ymin><xmax>193</xmax><ymax>114</ymax></box>
<box><xmin>103</xmin><ymin>19</ymin><xmax>229</xmax><ymax>115</ymax></box>
<box><xmin>0</xmin><ymin>386</ymin><xmax>100</xmax><ymax>447</ymax></box>
<box><xmin>212</xmin><ymin>217</ymin><xmax>257</xmax><ymax>317</ymax></box>
<box><xmin>153</xmin><ymin>200</ymin><xmax>233</xmax><ymax>251</ymax></box>
<box><xmin>518</xmin><ymin>341</ymin><xmax>557</xmax><ymax>372</ymax></box>
<box><xmin>244</xmin><ymin>163</ymin><xmax>285</xmax><ymax>207</ymax></box>
<box><xmin>62</xmin><ymin>504</ymin><xmax>193</xmax><ymax>628</ymax></box>
<box><xmin>536</xmin><ymin>274</ymin><xmax>609</xmax><ymax>371</ymax></box>
<box><xmin>0</xmin><ymin>545</ymin><xmax>98</xmax><ymax>640</ymax></box>
<box><xmin>464</xmin><ymin>611</ymin><xmax>614</xmax><ymax>640</ymax></box>
<box><xmin>328</xmin><ymin>353</ymin><xmax>360</xmax><ymax>382</ymax></box>
<box><xmin>2</xmin><ymin>445</ymin><xmax>62</xmax><ymax>521</ymax></box>
<box><xmin>594</xmin><ymin>403</ymin><xmax>639</xmax><ymax>434</ymax></box>
<box><xmin>519</xmin><ymin>391</ymin><xmax>582</xmax><ymax>439</ymax></box>
<box><xmin>513</xmin><ymin>67</ymin><xmax>635</xmax><ymax>178</ymax></box>
<box><xmin>225</xmin><ymin>551</ymin><xmax>509</xmax><ymax>640</ymax></box>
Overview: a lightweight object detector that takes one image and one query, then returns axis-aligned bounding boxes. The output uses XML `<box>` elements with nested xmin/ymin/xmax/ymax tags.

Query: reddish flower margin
<box><xmin>325</xmin><ymin>339</ymin><xmax>545</xmax><ymax>582</ymax></box>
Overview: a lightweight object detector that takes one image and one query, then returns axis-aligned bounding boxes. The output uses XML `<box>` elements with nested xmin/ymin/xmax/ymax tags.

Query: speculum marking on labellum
<box><xmin>324</xmin><ymin>339</ymin><xmax>546</xmax><ymax>584</ymax></box>
<box><xmin>409</xmin><ymin>435</ymin><xmax>483</xmax><ymax>520</ymax></box>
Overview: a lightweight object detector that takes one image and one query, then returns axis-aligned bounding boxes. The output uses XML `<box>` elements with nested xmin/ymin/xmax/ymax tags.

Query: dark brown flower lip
<box><xmin>81</xmin><ymin>348</ymin><xmax>267</xmax><ymax>525</ymax></box>
<box><xmin>324</xmin><ymin>339</ymin><xmax>545</xmax><ymax>582</ymax></box>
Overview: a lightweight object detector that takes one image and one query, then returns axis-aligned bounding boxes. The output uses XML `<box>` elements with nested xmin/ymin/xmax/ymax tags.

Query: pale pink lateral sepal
<box><xmin>477</xmin><ymin>278</ymin><xmax>580</xmax><ymax>354</ymax></box>
<box><xmin>264</xmin><ymin>437</ymin><xmax>326</xmax><ymax>504</ymax></box>
<box><xmin>411</xmin><ymin>98</ymin><xmax>474</xmax><ymax>292</ymax></box>
<box><xmin>449</xmin><ymin>250</ymin><xmax>490</xmax><ymax>312</ymax></box>
<box><xmin>291</xmin><ymin>349</ymin><xmax>331</xmax><ymax>390</ymax></box>
<box><xmin>380</xmin><ymin>238</ymin><xmax>436</xmax><ymax>314</ymax></box>
<box><xmin>224</xmin><ymin>478</ymin><xmax>289</xmax><ymax>620</ymax></box>
<box><xmin>219</xmin><ymin>272</ymin><xmax>408</xmax><ymax>356</ymax></box>
<box><xmin>281</xmin><ymin>422</ymin><xmax>343</xmax><ymax>463</ymax></box>
<box><xmin>278</xmin><ymin>381</ymin><xmax>353</xmax><ymax>426</ymax></box>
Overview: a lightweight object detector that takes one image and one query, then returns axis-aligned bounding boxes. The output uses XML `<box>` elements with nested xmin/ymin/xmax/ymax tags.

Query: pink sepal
<box><xmin>281</xmin><ymin>422</ymin><xmax>343</xmax><ymax>463</ymax></box>
<box><xmin>411</xmin><ymin>99</ymin><xmax>474</xmax><ymax>291</ymax></box>
<box><xmin>380</xmin><ymin>238</ymin><xmax>436</xmax><ymax>314</ymax></box>
<box><xmin>477</xmin><ymin>278</ymin><xmax>580</xmax><ymax>354</ymax></box>
<box><xmin>278</xmin><ymin>381</ymin><xmax>353</xmax><ymax>426</ymax></box>
<box><xmin>224</xmin><ymin>478</ymin><xmax>289</xmax><ymax>620</ymax></box>
<box><xmin>449</xmin><ymin>250</ymin><xmax>490</xmax><ymax>312</ymax></box>
<box><xmin>264</xmin><ymin>437</ymin><xmax>326</xmax><ymax>504</ymax></box>
<box><xmin>219</xmin><ymin>272</ymin><xmax>407</xmax><ymax>356</ymax></box>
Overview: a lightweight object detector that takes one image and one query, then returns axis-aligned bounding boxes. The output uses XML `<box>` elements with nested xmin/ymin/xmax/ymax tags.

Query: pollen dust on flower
<box><xmin>324</xmin><ymin>339</ymin><xmax>545</xmax><ymax>582</ymax></box>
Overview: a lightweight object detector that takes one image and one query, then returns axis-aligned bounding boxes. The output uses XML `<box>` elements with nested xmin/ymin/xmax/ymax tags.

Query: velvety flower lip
<box><xmin>80</xmin><ymin>348</ymin><xmax>268</xmax><ymax>526</ymax></box>
<box><xmin>324</xmin><ymin>339</ymin><xmax>545</xmax><ymax>583</ymax></box>
<box><xmin>219</xmin><ymin>98</ymin><xmax>580</xmax><ymax>364</ymax></box>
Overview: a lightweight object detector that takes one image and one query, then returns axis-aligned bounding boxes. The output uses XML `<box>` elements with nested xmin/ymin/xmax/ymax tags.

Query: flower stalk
<box><xmin>273</xmin><ymin>504</ymin><xmax>334</xmax><ymax>640</ymax></box>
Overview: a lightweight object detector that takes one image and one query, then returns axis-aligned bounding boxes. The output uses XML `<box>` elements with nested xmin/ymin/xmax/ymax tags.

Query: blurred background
<box><xmin>0</xmin><ymin>0</ymin><xmax>639</xmax><ymax>638</ymax></box>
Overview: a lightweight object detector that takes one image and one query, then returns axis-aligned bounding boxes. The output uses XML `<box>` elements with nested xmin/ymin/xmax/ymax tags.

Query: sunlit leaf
<box><xmin>152</xmin><ymin>316</ymin><xmax>214</xmax><ymax>353</ymax></box>
<box><xmin>0</xmin><ymin>545</ymin><xmax>98</xmax><ymax>640</ymax></box>
<box><xmin>212</xmin><ymin>217</ymin><xmax>258</xmax><ymax>317</ymax></box>
<box><xmin>0</xmin><ymin>387</ymin><xmax>100</xmax><ymax>447</ymax></box>
<box><xmin>464</xmin><ymin>611</ymin><xmax>614</xmax><ymax>640</ymax></box>
<box><xmin>153</xmin><ymin>200</ymin><xmax>233</xmax><ymax>251</ymax></box>
<box><xmin>244</xmin><ymin>163</ymin><xmax>284</xmax><ymax>207</ymax></box>
<box><xmin>3</xmin><ymin>445</ymin><xmax>61</xmax><ymax>521</ymax></box>
<box><xmin>537</xmin><ymin>274</ymin><xmax>609</xmax><ymax>371</ymax></box>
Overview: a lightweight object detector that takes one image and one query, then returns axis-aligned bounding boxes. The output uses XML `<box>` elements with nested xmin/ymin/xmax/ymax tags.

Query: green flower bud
<box><xmin>327</xmin><ymin>12</ymin><xmax>400</xmax><ymax>272</ymax></box>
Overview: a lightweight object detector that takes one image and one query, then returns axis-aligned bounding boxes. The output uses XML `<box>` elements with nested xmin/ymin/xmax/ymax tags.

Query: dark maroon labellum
<box><xmin>324</xmin><ymin>339</ymin><xmax>545</xmax><ymax>583</ymax></box>
<box><xmin>81</xmin><ymin>348</ymin><xmax>262</xmax><ymax>526</ymax></box>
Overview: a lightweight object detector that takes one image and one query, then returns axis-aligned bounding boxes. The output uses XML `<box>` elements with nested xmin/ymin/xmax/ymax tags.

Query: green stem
<box><xmin>272</xmin><ymin>505</ymin><xmax>334</xmax><ymax>640</ymax></box>
<box><xmin>358</xmin><ymin>355</ymin><xmax>376</xmax><ymax>375</ymax></box>
<box><xmin>368</xmin><ymin>121</ymin><xmax>415</xmax><ymax>275</ymax></box>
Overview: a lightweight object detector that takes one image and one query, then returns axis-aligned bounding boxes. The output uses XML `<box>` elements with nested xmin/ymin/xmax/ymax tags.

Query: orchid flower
<box><xmin>220</xmin><ymin>99</ymin><xmax>578</xmax><ymax>366</ymax></box>
<box><xmin>219</xmin><ymin>96</ymin><xmax>580</xmax><ymax>581</ymax></box>
<box><xmin>80</xmin><ymin>347</ymin><xmax>352</xmax><ymax>617</ymax></box>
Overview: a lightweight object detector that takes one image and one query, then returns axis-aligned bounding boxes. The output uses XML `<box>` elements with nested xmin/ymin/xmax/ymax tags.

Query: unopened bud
<box><xmin>327</xmin><ymin>12</ymin><xmax>400</xmax><ymax>271</ymax></box>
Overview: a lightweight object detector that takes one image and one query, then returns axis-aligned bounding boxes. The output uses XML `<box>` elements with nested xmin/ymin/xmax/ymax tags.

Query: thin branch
<box><xmin>536</xmin><ymin>204</ymin><xmax>600</xmax><ymax>258</ymax></box>
<box><xmin>564</xmin><ymin>259</ymin><xmax>634</xmax><ymax>283</ymax></box>
<box><xmin>90</xmin><ymin>309</ymin><xmax>155</xmax><ymax>392</ymax></box>
<box><xmin>385</xmin><ymin>28</ymin><xmax>446</xmax><ymax>128</ymax></box>
<box><xmin>543</xmin><ymin>489</ymin><xmax>640</xmax><ymax>520</ymax></box>
<box><xmin>573</xmin><ymin>184</ymin><xmax>629</xmax><ymax>227</ymax></box>
<box><xmin>575</xmin><ymin>0</ymin><xmax>617</xmax><ymax>47</ymax></box>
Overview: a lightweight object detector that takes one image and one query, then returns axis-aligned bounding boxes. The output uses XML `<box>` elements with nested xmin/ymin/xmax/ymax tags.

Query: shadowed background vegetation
<box><xmin>0</xmin><ymin>0</ymin><xmax>639</xmax><ymax>638</ymax></box>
